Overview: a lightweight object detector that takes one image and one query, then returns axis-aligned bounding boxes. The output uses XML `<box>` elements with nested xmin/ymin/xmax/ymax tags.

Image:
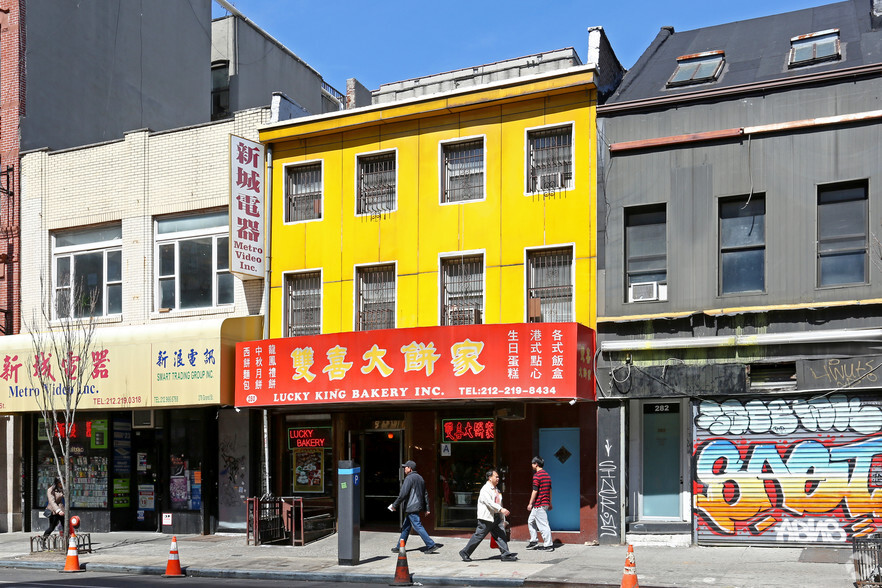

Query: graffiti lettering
<box><xmin>775</xmin><ymin>518</ymin><xmax>846</xmax><ymax>543</ymax></box>
<box><xmin>807</xmin><ymin>358</ymin><xmax>879</xmax><ymax>387</ymax></box>
<box><xmin>695</xmin><ymin>395</ymin><xmax>882</xmax><ymax>437</ymax></box>
<box><xmin>598</xmin><ymin>458</ymin><xmax>619</xmax><ymax>538</ymax></box>
<box><xmin>694</xmin><ymin>437</ymin><xmax>882</xmax><ymax>535</ymax></box>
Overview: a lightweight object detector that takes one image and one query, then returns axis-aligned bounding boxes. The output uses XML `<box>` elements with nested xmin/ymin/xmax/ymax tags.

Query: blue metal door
<box><xmin>539</xmin><ymin>428</ymin><xmax>580</xmax><ymax>531</ymax></box>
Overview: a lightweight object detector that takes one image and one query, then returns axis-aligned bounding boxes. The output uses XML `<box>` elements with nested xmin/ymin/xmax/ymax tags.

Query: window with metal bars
<box><xmin>527</xmin><ymin>126</ymin><xmax>573</xmax><ymax>193</ymax></box>
<box><xmin>356</xmin><ymin>265</ymin><xmax>395</xmax><ymax>331</ymax></box>
<box><xmin>285</xmin><ymin>163</ymin><xmax>322</xmax><ymax>222</ymax></box>
<box><xmin>441</xmin><ymin>256</ymin><xmax>483</xmax><ymax>325</ymax></box>
<box><xmin>442</xmin><ymin>139</ymin><xmax>484</xmax><ymax>203</ymax></box>
<box><xmin>526</xmin><ymin>248</ymin><xmax>573</xmax><ymax>322</ymax></box>
<box><xmin>285</xmin><ymin>272</ymin><xmax>321</xmax><ymax>337</ymax></box>
<box><xmin>357</xmin><ymin>152</ymin><xmax>396</xmax><ymax>214</ymax></box>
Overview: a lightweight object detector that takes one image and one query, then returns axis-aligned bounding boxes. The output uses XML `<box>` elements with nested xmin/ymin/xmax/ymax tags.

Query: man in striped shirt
<box><xmin>526</xmin><ymin>456</ymin><xmax>553</xmax><ymax>551</ymax></box>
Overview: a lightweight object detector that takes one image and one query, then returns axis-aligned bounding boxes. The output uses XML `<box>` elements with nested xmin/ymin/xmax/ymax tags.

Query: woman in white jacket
<box><xmin>43</xmin><ymin>478</ymin><xmax>64</xmax><ymax>537</ymax></box>
<box><xmin>459</xmin><ymin>470</ymin><xmax>517</xmax><ymax>562</ymax></box>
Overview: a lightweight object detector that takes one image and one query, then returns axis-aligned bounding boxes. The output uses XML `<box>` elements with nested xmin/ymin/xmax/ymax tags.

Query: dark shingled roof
<box><xmin>607</xmin><ymin>0</ymin><xmax>882</xmax><ymax>105</ymax></box>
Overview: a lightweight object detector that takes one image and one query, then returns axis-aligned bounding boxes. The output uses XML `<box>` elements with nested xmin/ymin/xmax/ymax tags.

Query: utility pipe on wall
<box><xmin>599</xmin><ymin>328</ymin><xmax>882</xmax><ymax>353</ymax></box>
<box><xmin>261</xmin><ymin>144</ymin><xmax>273</xmax><ymax>496</ymax></box>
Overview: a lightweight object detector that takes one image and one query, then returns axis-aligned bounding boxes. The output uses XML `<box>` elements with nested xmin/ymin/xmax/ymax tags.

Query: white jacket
<box><xmin>476</xmin><ymin>480</ymin><xmax>504</xmax><ymax>522</ymax></box>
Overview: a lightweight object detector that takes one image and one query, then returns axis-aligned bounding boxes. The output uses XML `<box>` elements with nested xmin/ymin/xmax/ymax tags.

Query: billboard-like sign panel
<box><xmin>0</xmin><ymin>317</ymin><xmax>261</xmax><ymax>413</ymax></box>
<box><xmin>235</xmin><ymin>322</ymin><xmax>595</xmax><ymax>407</ymax></box>
<box><xmin>230</xmin><ymin>135</ymin><xmax>265</xmax><ymax>280</ymax></box>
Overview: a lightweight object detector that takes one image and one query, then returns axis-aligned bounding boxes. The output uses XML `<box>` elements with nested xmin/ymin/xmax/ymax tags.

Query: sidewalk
<box><xmin>0</xmin><ymin>530</ymin><xmax>858</xmax><ymax>587</ymax></box>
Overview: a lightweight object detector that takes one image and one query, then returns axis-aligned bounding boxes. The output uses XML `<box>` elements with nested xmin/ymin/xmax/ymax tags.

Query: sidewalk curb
<box><xmin>0</xmin><ymin>559</ymin><xmax>525</xmax><ymax>586</ymax></box>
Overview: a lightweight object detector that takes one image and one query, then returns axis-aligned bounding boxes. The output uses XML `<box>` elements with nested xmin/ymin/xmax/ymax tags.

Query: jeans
<box><xmin>461</xmin><ymin>514</ymin><xmax>512</xmax><ymax>557</ymax></box>
<box><xmin>44</xmin><ymin>513</ymin><xmax>63</xmax><ymax>537</ymax></box>
<box><xmin>528</xmin><ymin>505</ymin><xmax>553</xmax><ymax>546</ymax></box>
<box><xmin>398</xmin><ymin>512</ymin><xmax>435</xmax><ymax>548</ymax></box>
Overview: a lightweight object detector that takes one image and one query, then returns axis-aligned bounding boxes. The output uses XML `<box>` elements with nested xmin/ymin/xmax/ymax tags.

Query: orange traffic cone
<box><xmin>162</xmin><ymin>535</ymin><xmax>185</xmax><ymax>577</ymax></box>
<box><xmin>621</xmin><ymin>544</ymin><xmax>639</xmax><ymax>588</ymax></box>
<box><xmin>60</xmin><ymin>535</ymin><xmax>84</xmax><ymax>573</ymax></box>
<box><xmin>391</xmin><ymin>538</ymin><xmax>413</xmax><ymax>585</ymax></box>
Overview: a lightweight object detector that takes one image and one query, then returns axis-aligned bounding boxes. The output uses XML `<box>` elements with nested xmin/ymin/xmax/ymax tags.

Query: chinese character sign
<box><xmin>442</xmin><ymin>419</ymin><xmax>495</xmax><ymax>442</ymax></box>
<box><xmin>230</xmin><ymin>135</ymin><xmax>265</xmax><ymax>280</ymax></box>
<box><xmin>235</xmin><ymin>322</ymin><xmax>596</xmax><ymax>407</ymax></box>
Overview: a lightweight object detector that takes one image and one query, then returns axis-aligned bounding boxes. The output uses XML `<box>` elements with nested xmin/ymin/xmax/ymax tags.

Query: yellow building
<box><xmin>248</xmin><ymin>36</ymin><xmax>621</xmax><ymax>544</ymax></box>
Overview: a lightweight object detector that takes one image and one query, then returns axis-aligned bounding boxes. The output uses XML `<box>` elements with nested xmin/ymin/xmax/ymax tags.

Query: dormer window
<box><xmin>667</xmin><ymin>51</ymin><xmax>724</xmax><ymax>87</ymax></box>
<box><xmin>789</xmin><ymin>30</ymin><xmax>840</xmax><ymax>68</ymax></box>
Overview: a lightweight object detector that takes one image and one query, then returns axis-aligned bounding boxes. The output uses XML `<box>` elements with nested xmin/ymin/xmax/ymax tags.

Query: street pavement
<box><xmin>0</xmin><ymin>529</ymin><xmax>859</xmax><ymax>587</ymax></box>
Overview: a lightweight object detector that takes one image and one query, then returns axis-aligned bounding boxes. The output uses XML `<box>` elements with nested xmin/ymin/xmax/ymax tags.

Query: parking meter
<box><xmin>337</xmin><ymin>460</ymin><xmax>361</xmax><ymax>565</ymax></box>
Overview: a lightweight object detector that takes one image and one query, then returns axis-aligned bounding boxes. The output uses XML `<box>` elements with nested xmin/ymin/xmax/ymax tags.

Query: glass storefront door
<box><xmin>133</xmin><ymin>427</ymin><xmax>160</xmax><ymax>531</ymax></box>
<box><xmin>360</xmin><ymin>429</ymin><xmax>402</xmax><ymax>527</ymax></box>
<box><xmin>635</xmin><ymin>400</ymin><xmax>686</xmax><ymax>520</ymax></box>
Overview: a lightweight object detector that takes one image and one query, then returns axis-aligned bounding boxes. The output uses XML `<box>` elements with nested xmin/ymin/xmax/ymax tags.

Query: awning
<box><xmin>1</xmin><ymin>316</ymin><xmax>262</xmax><ymax>413</ymax></box>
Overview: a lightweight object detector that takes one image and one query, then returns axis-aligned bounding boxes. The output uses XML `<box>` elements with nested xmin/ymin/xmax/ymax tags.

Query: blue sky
<box><xmin>214</xmin><ymin>0</ymin><xmax>832</xmax><ymax>92</ymax></box>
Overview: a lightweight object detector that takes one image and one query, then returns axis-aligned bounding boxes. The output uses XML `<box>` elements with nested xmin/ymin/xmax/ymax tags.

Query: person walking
<box><xmin>459</xmin><ymin>469</ymin><xmax>517</xmax><ymax>562</ymax></box>
<box><xmin>389</xmin><ymin>460</ymin><xmax>439</xmax><ymax>554</ymax></box>
<box><xmin>526</xmin><ymin>456</ymin><xmax>554</xmax><ymax>551</ymax></box>
<box><xmin>43</xmin><ymin>478</ymin><xmax>65</xmax><ymax>537</ymax></box>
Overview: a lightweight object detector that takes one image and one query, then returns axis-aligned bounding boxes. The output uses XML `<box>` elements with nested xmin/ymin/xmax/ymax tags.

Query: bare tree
<box><xmin>27</xmin><ymin>278</ymin><xmax>99</xmax><ymax>545</ymax></box>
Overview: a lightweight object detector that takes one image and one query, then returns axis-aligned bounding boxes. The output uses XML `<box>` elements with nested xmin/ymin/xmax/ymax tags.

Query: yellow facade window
<box><xmin>356</xmin><ymin>152</ymin><xmax>396</xmax><ymax>215</ymax></box>
<box><xmin>527</xmin><ymin>126</ymin><xmax>573</xmax><ymax>194</ymax></box>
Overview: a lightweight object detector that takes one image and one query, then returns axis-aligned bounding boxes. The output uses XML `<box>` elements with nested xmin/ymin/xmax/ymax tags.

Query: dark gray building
<box><xmin>596</xmin><ymin>0</ymin><xmax>882</xmax><ymax>547</ymax></box>
<box><xmin>21</xmin><ymin>0</ymin><xmax>341</xmax><ymax>153</ymax></box>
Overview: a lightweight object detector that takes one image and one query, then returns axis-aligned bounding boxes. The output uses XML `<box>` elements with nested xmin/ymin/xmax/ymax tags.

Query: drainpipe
<box><xmin>262</xmin><ymin>144</ymin><xmax>273</xmax><ymax>497</ymax></box>
<box><xmin>599</xmin><ymin>327</ymin><xmax>882</xmax><ymax>353</ymax></box>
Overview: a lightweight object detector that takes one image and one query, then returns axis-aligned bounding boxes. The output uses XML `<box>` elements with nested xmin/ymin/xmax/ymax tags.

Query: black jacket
<box><xmin>392</xmin><ymin>471</ymin><xmax>430</xmax><ymax>514</ymax></box>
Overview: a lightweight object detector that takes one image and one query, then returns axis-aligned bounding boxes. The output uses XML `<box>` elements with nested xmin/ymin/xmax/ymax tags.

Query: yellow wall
<box><xmin>262</xmin><ymin>76</ymin><xmax>598</xmax><ymax>338</ymax></box>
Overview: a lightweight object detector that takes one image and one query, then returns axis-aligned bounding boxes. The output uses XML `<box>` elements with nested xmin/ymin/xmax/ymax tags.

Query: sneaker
<box><xmin>459</xmin><ymin>550</ymin><xmax>472</xmax><ymax>562</ymax></box>
<box><xmin>501</xmin><ymin>554</ymin><xmax>519</xmax><ymax>561</ymax></box>
<box><xmin>535</xmin><ymin>545</ymin><xmax>555</xmax><ymax>552</ymax></box>
<box><xmin>392</xmin><ymin>546</ymin><xmax>402</xmax><ymax>553</ymax></box>
<box><xmin>525</xmin><ymin>541</ymin><xmax>538</xmax><ymax>549</ymax></box>
<box><xmin>424</xmin><ymin>544</ymin><xmax>439</xmax><ymax>554</ymax></box>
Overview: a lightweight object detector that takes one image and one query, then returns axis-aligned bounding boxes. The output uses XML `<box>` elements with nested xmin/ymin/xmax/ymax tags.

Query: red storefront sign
<box><xmin>287</xmin><ymin>426</ymin><xmax>332</xmax><ymax>449</ymax></box>
<box><xmin>442</xmin><ymin>418</ymin><xmax>495</xmax><ymax>442</ymax></box>
<box><xmin>235</xmin><ymin>322</ymin><xmax>595</xmax><ymax>407</ymax></box>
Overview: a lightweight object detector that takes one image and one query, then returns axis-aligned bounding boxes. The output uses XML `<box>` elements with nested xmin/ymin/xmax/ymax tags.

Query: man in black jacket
<box><xmin>389</xmin><ymin>460</ymin><xmax>439</xmax><ymax>554</ymax></box>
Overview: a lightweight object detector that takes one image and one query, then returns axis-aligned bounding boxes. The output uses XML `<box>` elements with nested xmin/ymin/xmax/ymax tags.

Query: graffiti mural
<box><xmin>693</xmin><ymin>394</ymin><xmax>882</xmax><ymax>545</ymax></box>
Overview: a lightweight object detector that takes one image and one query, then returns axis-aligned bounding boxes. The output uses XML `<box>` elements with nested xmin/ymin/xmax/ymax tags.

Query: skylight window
<box><xmin>789</xmin><ymin>30</ymin><xmax>840</xmax><ymax>67</ymax></box>
<box><xmin>667</xmin><ymin>51</ymin><xmax>724</xmax><ymax>87</ymax></box>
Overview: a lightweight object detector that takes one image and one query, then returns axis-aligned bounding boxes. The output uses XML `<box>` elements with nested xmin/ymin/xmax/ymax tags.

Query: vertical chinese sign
<box><xmin>230</xmin><ymin>135</ymin><xmax>265</xmax><ymax>280</ymax></box>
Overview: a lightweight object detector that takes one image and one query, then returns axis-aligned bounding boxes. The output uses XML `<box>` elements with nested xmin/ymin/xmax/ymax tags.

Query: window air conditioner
<box><xmin>527</xmin><ymin>297</ymin><xmax>542</xmax><ymax>320</ymax></box>
<box><xmin>538</xmin><ymin>173</ymin><xmax>563</xmax><ymax>191</ymax></box>
<box><xmin>132</xmin><ymin>410</ymin><xmax>154</xmax><ymax>429</ymax></box>
<box><xmin>628</xmin><ymin>281</ymin><xmax>659</xmax><ymax>303</ymax></box>
<box><xmin>447</xmin><ymin>307</ymin><xmax>480</xmax><ymax>325</ymax></box>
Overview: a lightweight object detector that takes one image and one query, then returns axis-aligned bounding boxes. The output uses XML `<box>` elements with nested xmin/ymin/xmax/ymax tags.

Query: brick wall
<box><xmin>20</xmin><ymin>107</ymin><xmax>270</xmax><ymax>329</ymax></box>
<box><xmin>0</xmin><ymin>0</ymin><xmax>24</xmax><ymax>335</ymax></box>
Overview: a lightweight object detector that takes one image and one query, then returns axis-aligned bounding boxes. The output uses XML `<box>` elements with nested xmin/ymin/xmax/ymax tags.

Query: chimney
<box><xmin>873</xmin><ymin>0</ymin><xmax>882</xmax><ymax>30</ymax></box>
<box><xmin>346</xmin><ymin>78</ymin><xmax>372</xmax><ymax>109</ymax></box>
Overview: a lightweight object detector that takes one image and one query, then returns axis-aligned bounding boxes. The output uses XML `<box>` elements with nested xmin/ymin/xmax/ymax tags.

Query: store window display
<box><xmin>438</xmin><ymin>417</ymin><xmax>495</xmax><ymax>528</ymax></box>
